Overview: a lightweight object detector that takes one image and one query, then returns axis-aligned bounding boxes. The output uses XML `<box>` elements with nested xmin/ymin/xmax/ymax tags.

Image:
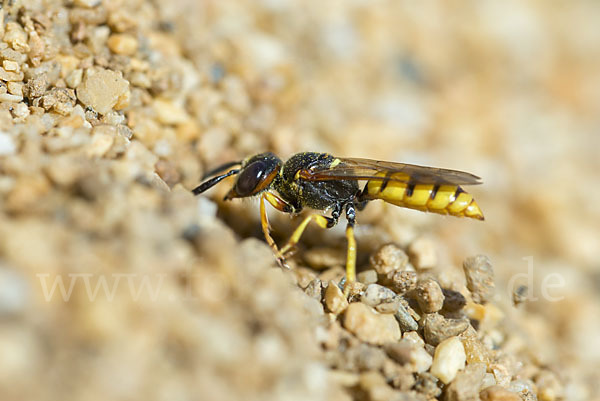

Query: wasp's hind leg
<box><xmin>279</xmin><ymin>203</ymin><xmax>341</xmax><ymax>257</ymax></box>
<box><xmin>343</xmin><ymin>203</ymin><xmax>357</xmax><ymax>296</ymax></box>
<box><xmin>260</xmin><ymin>192</ymin><xmax>293</xmax><ymax>268</ymax></box>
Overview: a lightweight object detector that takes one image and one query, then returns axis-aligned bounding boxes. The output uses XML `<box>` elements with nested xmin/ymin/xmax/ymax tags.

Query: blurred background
<box><xmin>0</xmin><ymin>0</ymin><xmax>599</xmax><ymax>400</ymax></box>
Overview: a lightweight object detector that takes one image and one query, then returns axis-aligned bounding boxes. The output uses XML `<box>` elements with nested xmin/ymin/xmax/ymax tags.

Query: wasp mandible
<box><xmin>193</xmin><ymin>152</ymin><xmax>484</xmax><ymax>292</ymax></box>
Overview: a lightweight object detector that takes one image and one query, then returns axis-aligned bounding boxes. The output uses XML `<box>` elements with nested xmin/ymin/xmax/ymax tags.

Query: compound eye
<box><xmin>235</xmin><ymin>160</ymin><xmax>267</xmax><ymax>196</ymax></box>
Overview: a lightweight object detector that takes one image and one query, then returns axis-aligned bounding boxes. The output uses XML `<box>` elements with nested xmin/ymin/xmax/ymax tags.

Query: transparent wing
<box><xmin>298</xmin><ymin>157</ymin><xmax>482</xmax><ymax>185</ymax></box>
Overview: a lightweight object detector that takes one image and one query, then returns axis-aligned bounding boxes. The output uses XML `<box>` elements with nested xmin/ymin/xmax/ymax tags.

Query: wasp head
<box><xmin>225</xmin><ymin>152</ymin><xmax>282</xmax><ymax>200</ymax></box>
<box><xmin>192</xmin><ymin>152</ymin><xmax>282</xmax><ymax>200</ymax></box>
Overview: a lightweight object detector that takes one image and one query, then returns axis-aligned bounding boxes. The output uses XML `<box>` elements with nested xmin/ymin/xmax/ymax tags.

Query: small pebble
<box><xmin>512</xmin><ymin>285</ymin><xmax>528</xmax><ymax>306</ymax></box>
<box><xmin>395</xmin><ymin>299</ymin><xmax>419</xmax><ymax>332</ymax></box>
<box><xmin>0</xmin><ymin>93</ymin><xmax>22</xmax><ymax>102</ymax></box>
<box><xmin>2</xmin><ymin>60</ymin><xmax>19</xmax><ymax>71</ymax></box>
<box><xmin>413</xmin><ymin>372</ymin><xmax>441</xmax><ymax>399</ymax></box>
<box><xmin>3</xmin><ymin>22</ymin><xmax>29</xmax><ymax>52</ymax></box>
<box><xmin>24</xmin><ymin>75</ymin><xmax>48</xmax><ymax>98</ymax></box>
<box><xmin>442</xmin><ymin>288</ymin><xmax>467</xmax><ymax>312</ymax></box>
<box><xmin>86</xmin><ymin>130</ymin><xmax>114</xmax><ymax>158</ymax></box>
<box><xmin>303</xmin><ymin>246</ymin><xmax>346</xmax><ymax>270</ymax></box>
<box><xmin>0</xmin><ymin>66</ymin><xmax>23</xmax><ymax>82</ymax></box>
<box><xmin>461</xmin><ymin>335</ymin><xmax>491</xmax><ymax>365</ymax></box>
<box><xmin>343</xmin><ymin>280</ymin><xmax>366</xmax><ymax>299</ymax></box>
<box><xmin>318</xmin><ymin>266</ymin><xmax>345</xmax><ymax>284</ymax></box>
<box><xmin>361</xmin><ymin>283</ymin><xmax>396</xmax><ymax>308</ymax></box>
<box><xmin>388</xmin><ymin>270</ymin><xmax>417</xmax><ymax>294</ymax></box>
<box><xmin>430</xmin><ymin>336</ymin><xmax>466</xmax><ymax>384</ymax></box>
<box><xmin>107</xmin><ymin>33</ymin><xmax>138</xmax><ymax>55</ymax></box>
<box><xmin>77</xmin><ymin>68</ymin><xmax>130</xmax><ymax>114</ymax></box>
<box><xmin>414</xmin><ymin>278</ymin><xmax>445</xmax><ymax>313</ymax></box>
<box><xmin>382</xmin><ymin>360</ymin><xmax>415</xmax><ymax>390</ymax></box>
<box><xmin>422</xmin><ymin>313</ymin><xmax>470</xmax><ymax>346</ymax></box>
<box><xmin>407</xmin><ymin>237</ymin><xmax>437</xmax><ymax>270</ymax></box>
<box><xmin>374</xmin><ymin>297</ymin><xmax>400</xmax><ymax>314</ymax></box>
<box><xmin>348</xmin><ymin>343</ymin><xmax>387</xmax><ymax>371</ymax></box>
<box><xmin>65</xmin><ymin>69</ymin><xmax>83</xmax><ymax>89</ymax></box>
<box><xmin>11</xmin><ymin>102</ymin><xmax>29</xmax><ymax>120</ymax></box>
<box><xmin>463</xmin><ymin>255</ymin><xmax>495</xmax><ymax>303</ymax></box>
<box><xmin>370</xmin><ymin>243</ymin><xmax>408</xmax><ymax>275</ymax></box>
<box><xmin>480</xmin><ymin>386</ymin><xmax>522</xmax><ymax>401</ymax></box>
<box><xmin>384</xmin><ymin>340</ymin><xmax>432</xmax><ymax>373</ymax></box>
<box><xmin>358</xmin><ymin>371</ymin><xmax>397</xmax><ymax>401</ymax></box>
<box><xmin>293</xmin><ymin>267</ymin><xmax>317</xmax><ymax>288</ymax></box>
<box><xmin>153</xmin><ymin>98</ymin><xmax>191</xmax><ymax>125</ymax></box>
<box><xmin>357</xmin><ymin>269</ymin><xmax>378</xmax><ymax>285</ymax></box>
<box><xmin>444</xmin><ymin>363</ymin><xmax>486</xmax><ymax>401</ymax></box>
<box><xmin>402</xmin><ymin>331</ymin><xmax>424</xmax><ymax>347</ymax></box>
<box><xmin>343</xmin><ymin>302</ymin><xmax>401</xmax><ymax>345</ymax></box>
<box><xmin>490</xmin><ymin>363</ymin><xmax>512</xmax><ymax>387</ymax></box>
<box><xmin>304</xmin><ymin>278</ymin><xmax>323</xmax><ymax>301</ymax></box>
<box><xmin>325</xmin><ymin>280</ymin><xmax>349</xmax><ymax>314</ymax></box>
<box><xmin>7</xmin><ymin>82</ymin><xmax>22</xmax><ymax>96</ymax></box>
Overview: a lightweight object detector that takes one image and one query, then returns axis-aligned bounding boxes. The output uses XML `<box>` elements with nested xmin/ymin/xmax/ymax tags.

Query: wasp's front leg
<box><xmin>260</xmin><ymin>191</ymin><xmax>293</xmax><ymax>268</ymax></box>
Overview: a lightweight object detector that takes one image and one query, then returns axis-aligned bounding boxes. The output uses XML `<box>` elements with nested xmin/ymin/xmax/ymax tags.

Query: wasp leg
<box><xmin>260</xmin><ymin>192</ymin><xmax>293</xmax><ymax>268</ymax></box>
<box><xmin>279</xmin><ymin>212</ymin><xmax>338</xmax><ymax>256</ymax></box>
<box><xmin>343</xmin><ymin>203</ymin><xmax>357</xmax><ymax>296</ymax></box>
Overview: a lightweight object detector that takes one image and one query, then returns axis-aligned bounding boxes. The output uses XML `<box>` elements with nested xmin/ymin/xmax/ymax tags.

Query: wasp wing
<box><xmin>299</xmin><ymin>157</ymin><xmax>482</xmax><ymax>185</ymax></box>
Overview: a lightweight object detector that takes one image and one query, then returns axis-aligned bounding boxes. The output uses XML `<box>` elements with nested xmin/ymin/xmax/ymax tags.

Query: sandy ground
<box><xmin>0</xmin><ymin>1</ymin><xmax>599</xmax><ymax>400</ymax></box>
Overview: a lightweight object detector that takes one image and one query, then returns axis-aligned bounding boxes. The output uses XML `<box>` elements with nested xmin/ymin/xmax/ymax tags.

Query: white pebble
<box><xmin>411</xmin><ymin>345</ymin><xmax>433</xmax><ymax>373</ymax></box>
<box><xmin>430</xmin><ymin>336</ymin><xmax>466</xmax><ymax>384</ymax></box>
<box><xmin>361</xmin><ymin>283</ymin><xmax>396</xmax><ymax>307</ymax></box>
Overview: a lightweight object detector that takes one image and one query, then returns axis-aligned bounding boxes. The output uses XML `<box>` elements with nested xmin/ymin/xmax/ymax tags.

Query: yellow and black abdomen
<box><xmin>364</xmin><ymin>174</ymin><xmax>484</xmax><ymax>220</ymax></box>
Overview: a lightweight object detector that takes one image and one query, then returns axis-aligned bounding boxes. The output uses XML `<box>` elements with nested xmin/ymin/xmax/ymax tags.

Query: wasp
<box><xmin>193</xmin><ymin>152</ymin><xmax>484</xmax><ymax>292</ymax></box>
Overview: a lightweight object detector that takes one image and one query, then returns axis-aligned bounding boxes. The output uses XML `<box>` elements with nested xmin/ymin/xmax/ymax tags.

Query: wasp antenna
<box><xmin>201</xmin><ymin>160</ymin><xmax>242</xmax><ymax>180</ymax></box>
<box><xmin>192</xmin><ymin>169</ymin><xmax>240</xmax><ymax>195</ymax></box>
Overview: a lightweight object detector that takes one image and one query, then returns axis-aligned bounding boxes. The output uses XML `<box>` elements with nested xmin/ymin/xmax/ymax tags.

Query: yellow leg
<box><xmin>280</xmin><ymin>214</ymin><xmax>332</xmax><ymax>255</ymax></box>
<box><xmin>344</xmin><ymin>224</ymin><xmax>357</xmax><ymax>296</ymax></box>
<box><xmin>260</xmin><ymin>192</ymin><xmax>291</xmax><ymax>267</ymax></box>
